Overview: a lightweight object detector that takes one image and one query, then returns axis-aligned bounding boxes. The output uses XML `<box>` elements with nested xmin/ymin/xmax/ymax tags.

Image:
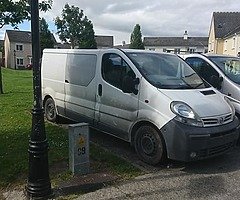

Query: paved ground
<box><xmin>76</xmin><ymin>137</ymin><xmax>240</xmax><ymax>200</ymax></box>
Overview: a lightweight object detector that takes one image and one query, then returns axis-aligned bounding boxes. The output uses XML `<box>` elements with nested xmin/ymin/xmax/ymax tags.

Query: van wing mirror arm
<box><xmin>210</xmin><ymin>75</ymin><xmax>223</xmax><ymax>89</ymax></box>
<box><xmin>122</xmin><ymin>76</ymin><xmax>139</xmax><ymax>95</ymax></box>
<box><xmin>219</xmin><ymin>76</ymin><xmax>223</xmax><ymax>83</ymax></box>
<box><xmin>133</xmin><ymin>78</ymin><xmax>140</xmax><ymax>85</ymax></box>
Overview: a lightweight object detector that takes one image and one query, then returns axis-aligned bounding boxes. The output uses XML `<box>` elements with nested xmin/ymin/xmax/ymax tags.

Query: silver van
<box><xmin>41</xmin><ymin>49</ymin><xmax>240</xmax><ymax>165</ymax></box>
<box><xmin>182</xmin><ymin>54</ymin><xmax>240</xmax><ymax>117</ymax></box>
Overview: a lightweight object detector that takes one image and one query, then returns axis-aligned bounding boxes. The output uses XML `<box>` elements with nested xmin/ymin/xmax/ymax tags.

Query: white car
<box><xmin>182</xmin><ymin>54</ymin><xmax>240</xmax><ymax>118</ymax></box>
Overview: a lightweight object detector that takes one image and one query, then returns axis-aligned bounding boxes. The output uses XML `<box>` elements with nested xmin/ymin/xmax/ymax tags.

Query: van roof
<box><xmin>183</xmin><ymin>53</ymin><xmax>239</xmax><ymax>59</ymax></box>
<box><xmin>43</xmin><ymin>48</ymin><xmax>102</xmax><ymax>54</ymax></box>
<box><xmin>43</xmin><ymin>48</ymin><xmax>175</xmax><ymax>56</ymax></box>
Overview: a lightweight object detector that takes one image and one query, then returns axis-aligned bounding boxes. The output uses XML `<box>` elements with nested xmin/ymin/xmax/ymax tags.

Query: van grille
<box><xmin>201</xmin><ymin>113</ymin><xmax>233</xmax><ymax>127</ymax></box>
<box><xmin>197</xmin><ymin>142</ymin><xmax>234</xmax><ymax>158</ymax></box>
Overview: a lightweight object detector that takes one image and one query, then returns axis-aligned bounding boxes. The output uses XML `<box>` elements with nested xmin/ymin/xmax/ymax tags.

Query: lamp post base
<box><xmin>26</xmin><ymin>109</ymin><xmax>52</xmax><ymax>199</ymax></box>
<box><xmin>26</xmin><ymin>181</ymin><xmax>52</xmax><ymax>199</ymax></box>
<box><xmin>26</xmin><ymin>138</ymin><xmax>52</xmax><ymax>199</ymax></box>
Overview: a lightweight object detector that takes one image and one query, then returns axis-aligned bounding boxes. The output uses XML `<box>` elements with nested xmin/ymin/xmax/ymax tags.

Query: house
<box><xmin>0</xmin><ymin>40</ymin><xmax>3</xmax><ymax>66</ymax></box>
<box><xmin>4</xmin><ymin>30</ymin><xmax>114</xmax><ymax>69</ymax></box>
<box><xmin>4</xmin><ymin>30</ymin><xmax>32</xmax><ymax>69</ymax></box>
<box><xmin>95</xmin><ymin>35</ymin><xmax>113</xmax><ymax>48</ymax></box>
<box><xmin>4</xmin><ymin>30</ymin><xmax>57</xmax><ymax>69</ymax></box>
<box><xmin>144</xmin><ymin>31</ymin><xmax>208</xmax><ymax>54</ymax></box>
<box><xmin>54</xmin><ymin>42</ymin><xmax>71</xmax><ymax>49</ymax></box>
<box><xmin>208</xmin><ymin>12</ymin><xmax>240</xmax><ymax>56</ymax></box>
<box><xmin>114</xmin><ymin>41</ymin><xmax>130</xmax><ymax>49</ymax></box>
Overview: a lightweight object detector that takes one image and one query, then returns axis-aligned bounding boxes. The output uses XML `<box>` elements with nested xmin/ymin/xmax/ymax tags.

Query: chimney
<box><xmin>183</xmin><ymin>30</ymin><xmax>188</xmax><ymax>40</ymax></box>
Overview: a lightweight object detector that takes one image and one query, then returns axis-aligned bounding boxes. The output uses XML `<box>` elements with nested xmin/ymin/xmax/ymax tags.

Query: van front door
<box><xmin>97</xmin><ymin>53</ymin><xmax>139</xmax><ymax>141</ymax></box>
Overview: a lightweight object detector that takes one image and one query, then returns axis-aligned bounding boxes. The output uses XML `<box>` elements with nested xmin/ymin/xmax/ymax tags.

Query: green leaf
<box><xmin>55</xmin><ymin>3</ymin><xmax>97</xmax><ymax>49</ymax></box>
<box><xmin>129</xmin><ymin>24</ymin><xmax>145</xmax><ymax>49</ymax></box>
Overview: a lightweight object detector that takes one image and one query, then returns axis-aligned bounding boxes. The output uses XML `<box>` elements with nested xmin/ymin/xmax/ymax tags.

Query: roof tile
<box><xmin>213</xmin><ymin>12</ymin><xmax>240</xmax><ymax>38</ymax></box>
<box><xmin>143</xmin><ymin>37</ymin><xmax>208</xmax><ymax>47</ymax></box>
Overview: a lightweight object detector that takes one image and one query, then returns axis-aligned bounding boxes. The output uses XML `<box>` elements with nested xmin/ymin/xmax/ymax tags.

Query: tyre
<box><xmin>44</xmin><ymin>98</ymin><xmax>57</xmax><ymax>122</ymax></box>
<box><xmin>134</xmin><ymin>125</ymin><xmax>166</xmax><ymax>165</ymax></box>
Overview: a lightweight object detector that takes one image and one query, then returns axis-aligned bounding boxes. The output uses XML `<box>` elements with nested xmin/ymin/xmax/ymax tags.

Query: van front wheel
<box><xmin>44</xmin><ymin>98</ymin><xmax>57</xmax><ymax>122</ymax></box>
<box><xmin>134</xmin><ymin>125</ymin><xmax>166</xmax><ymax>165</ymax></box>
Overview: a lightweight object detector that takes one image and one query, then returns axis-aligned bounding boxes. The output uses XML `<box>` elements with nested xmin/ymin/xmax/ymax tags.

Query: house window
<box><xmin>208</xmin><ymin>43</ymin><xmax>211</xmax><ymax>52</ymax></box>
<box><xmin>224</xmin><ymin>40</ymin><xmax>227</xmax><ymax>51</ymax></box>
<box><xmin>149</xmin><ymin>48</ymin><xmax>155</xmax><ymax>51</ymax></box>
<box><xmin>189</xmin><ymin>47</ymin><xmax>196</xmax><ymax>54</ymax></box>
<box><xmin>29</xmin><ymin>57</ymin><xmax>32</xmax><ymax>64</ymax></box>
<box><xmin>16</xmin><ymin>57</ymin><xmax>24</xmax><ymax>66</ymax></box>
<box><xmin>232</xmin><ymin>37</ymin><xmax>236</xmax><ymax>49</ymax></box>
<box><xmin>16</xmin><ymin>44</ymin><xmax>23</xmax><ymax>51</ymax></box>
<box><xmin>211</xmin><ymin>40</ymin><xmax>214</xmax><ymax>52</ymax></box>
<box><xmin>174</xmin><ymin>48</ymin><xmax>181</xmax><ymax>54</ymax></box>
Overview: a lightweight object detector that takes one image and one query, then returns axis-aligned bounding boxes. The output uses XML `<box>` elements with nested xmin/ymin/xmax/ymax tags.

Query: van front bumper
<box><xmin>160</xmin><ymin>116</ymin><xmax>240</xmax><ymax>162</ymax></box>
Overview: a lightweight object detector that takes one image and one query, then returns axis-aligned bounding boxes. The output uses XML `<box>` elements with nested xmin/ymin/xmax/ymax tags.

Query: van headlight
<box><xmin>170</xmin><ymin>101</ymin><xmax>203</xmax><ymax>127</ymax></box>
<box><xmin>224</xmin><ymin>96</ymin><xmax>235</xmax><ymax>117</ymax></box>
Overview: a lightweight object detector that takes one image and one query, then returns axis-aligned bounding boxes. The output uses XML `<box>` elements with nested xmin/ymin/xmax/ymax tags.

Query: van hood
<box><xmin>160</xmin><ymin>88</ymin><xmax>232</xmax><ymax>118</ymax></box>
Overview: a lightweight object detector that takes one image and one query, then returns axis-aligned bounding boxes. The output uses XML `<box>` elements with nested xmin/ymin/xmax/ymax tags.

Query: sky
<box><xmin>1</xmin><ymin>0</ymin><xmax>240</xmax><ymax>45</ymax></box>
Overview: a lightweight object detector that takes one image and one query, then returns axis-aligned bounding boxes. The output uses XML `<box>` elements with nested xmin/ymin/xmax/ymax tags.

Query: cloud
<box><xmin>1</xmin><ymin>0</ymin><xmax>240</xmax><ymax>44</ymax></box>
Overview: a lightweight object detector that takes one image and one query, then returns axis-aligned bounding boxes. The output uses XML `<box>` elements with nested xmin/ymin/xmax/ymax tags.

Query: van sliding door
<box><xmin>64</xmin><ymin>53</ymin><xmax>97</xmax><ymax>124</ymax></box>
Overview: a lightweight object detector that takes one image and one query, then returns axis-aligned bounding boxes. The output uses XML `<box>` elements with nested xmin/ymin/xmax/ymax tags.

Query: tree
<box><xmin>40</xmin><ymin>18</ymin><xmax>55</xmax><ymax>56</ymax></box>
<box><xmin>0</xmin><ymin>0</ymin><xmax>53</xmax><ymax>94</ymax></box>
<box><xmin>0</xmin><ymin>0</ymin><xmax>52</xmax><ymax>29</ymax></box>
<box><xmin>129</xmin><ymin>24</ymin><xmax>145</xmax><ymax>49</ymax></box>
<box><xmin>55</xmin><ymin>4</ymin><xmax>97</xmax><ymax>49</ymax></box>
<box><xmin>78</xmin><ymin>17</ymin><xmax>97</xmax><ymax>49</ymax></box>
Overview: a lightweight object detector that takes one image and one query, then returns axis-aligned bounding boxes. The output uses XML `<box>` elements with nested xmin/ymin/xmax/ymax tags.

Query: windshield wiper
<box><xmin>193</xmin><ymin>82</ymin><xmax>204</xmax><ymax>89</ymax></box>
<box><xmin>155</xmin><ymin>82</ymin><xmax>193</xmax><ymax>89</ymax></box>
<box><xmin>184</xmin><ymin>73</ymin><xmax>196</xmax><ymax>78</ymax></box>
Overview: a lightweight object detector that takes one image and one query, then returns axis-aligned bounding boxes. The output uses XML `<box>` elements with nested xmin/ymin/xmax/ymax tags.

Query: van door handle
<box><xmin>98</xmin><ymin>84</ymin><xmax>102</xmax><ymax>96</ymax></box>
<box><xmin>65</xmin><ymin>80</ymin><xmax>69</xmax><ymax>83</ymax></box>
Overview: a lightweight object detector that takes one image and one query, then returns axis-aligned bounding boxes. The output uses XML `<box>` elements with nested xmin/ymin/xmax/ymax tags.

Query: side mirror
<box><xmin>122</xmin><ymin>76</ymin><xmax>139</xmax><ymax>95</ymax></box>
<box><xmin>210</xmin><ymin>75</ymin><xmax>223</xmax><ymax>90</ymax></box>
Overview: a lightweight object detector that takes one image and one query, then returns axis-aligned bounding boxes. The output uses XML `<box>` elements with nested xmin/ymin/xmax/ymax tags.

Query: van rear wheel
<box><xmin>134</xmin><ymin>125</ymin><xmax>166</xmax><ymax>165</ymax></box>
<box><xmin>44</xmin><ymin>98</ymin><xmax>57</xmax><ymax>122</ymax></box>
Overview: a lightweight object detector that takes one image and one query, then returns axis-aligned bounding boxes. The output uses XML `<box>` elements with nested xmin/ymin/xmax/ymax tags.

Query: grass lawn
<box><xmin>0</xmin><ymin>68</ymin><xmax>141</xmax><ymax>189</ymax></box>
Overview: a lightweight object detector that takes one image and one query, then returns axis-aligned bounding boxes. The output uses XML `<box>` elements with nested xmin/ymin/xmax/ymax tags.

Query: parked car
<box><xmin>41</xmin><ymin>49</ymin><xmax>239</xmax><ymax>165</ymax></box>
<box><xmin>25</xmin><ymin>63</ymin><xmax>33</xmax><ymax>70</ymax></box>
<box><xmin>182</xmin><ymin>54</ymin><xmax>240</xmax><ymax>118</ymax></box>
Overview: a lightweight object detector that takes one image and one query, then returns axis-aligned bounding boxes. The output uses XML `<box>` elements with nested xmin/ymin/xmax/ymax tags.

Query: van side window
<box><xmin>66</xmin><ymin>54</ymin><xmax>97</xmax><ymax>86</ymax></box>
<box><xmin>185</xmin><ymin>57</ymin><xmax>219</xmax><ymax>84</ymax></box>
<box><xmin>102</xmin><ymin>53</ymin><xmax>136</xmax><ymax>90</ymax></box>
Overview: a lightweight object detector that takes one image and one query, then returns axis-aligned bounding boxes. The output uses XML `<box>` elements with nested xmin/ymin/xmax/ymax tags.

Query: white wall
<box><xmin>223</xmin><ymin>33</ymin><xmax>240</xmax><ymax>56</ymax></box>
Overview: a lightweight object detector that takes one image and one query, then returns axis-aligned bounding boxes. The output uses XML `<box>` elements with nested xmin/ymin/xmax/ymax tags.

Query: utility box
<box><xmin>69</xmin><ymin>123</ymin><xmax>90</xmax><ymax>175</ymax></box>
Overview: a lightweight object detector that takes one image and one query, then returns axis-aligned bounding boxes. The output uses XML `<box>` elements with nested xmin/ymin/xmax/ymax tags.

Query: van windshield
<box><xmin>127</xmin><ymin>52</ymin><xmax>209</xmax><ymax>89</ymax></box>
<box><xmin>208</xmin><ymin>56</ymin><xmax>240</xmax><ymax>85</ymax></box>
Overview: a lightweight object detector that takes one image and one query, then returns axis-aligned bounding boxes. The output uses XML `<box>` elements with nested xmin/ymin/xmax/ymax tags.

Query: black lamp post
<box><xmin>26</xmin><ymin>0</ymin><xmax>52</xmax><ymax>199</ymax></box>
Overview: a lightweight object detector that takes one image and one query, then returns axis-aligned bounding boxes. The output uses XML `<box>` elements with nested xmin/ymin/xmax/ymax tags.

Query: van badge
<box><xmin>218</xmin><ymin>117</ymin><xmax>224</xmax><ymax>124</ymax></box>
